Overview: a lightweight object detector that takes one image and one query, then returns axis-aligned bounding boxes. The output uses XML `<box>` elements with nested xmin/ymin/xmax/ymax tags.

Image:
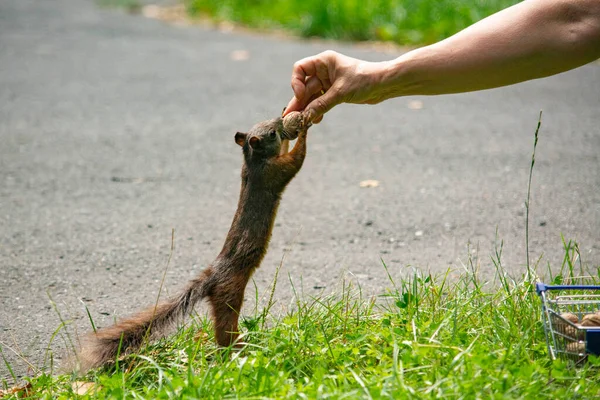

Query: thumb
<box><xmin>304</xmin><ymin>88</ymin><xmax>340</xmax><ymax>122</ymax></box>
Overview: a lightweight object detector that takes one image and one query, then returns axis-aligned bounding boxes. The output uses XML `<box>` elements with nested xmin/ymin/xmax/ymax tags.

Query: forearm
<box><xmin>378</xmin><ymin>0</ymin><xmax>600</xmax><ymax>97</ymax></box>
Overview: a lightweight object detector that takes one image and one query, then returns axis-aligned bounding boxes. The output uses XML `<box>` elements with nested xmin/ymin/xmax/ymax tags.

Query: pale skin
<box><xmin>283</xmin><ymin>0</ymin><xmax>600</xmax><ymax>123</ymax></box>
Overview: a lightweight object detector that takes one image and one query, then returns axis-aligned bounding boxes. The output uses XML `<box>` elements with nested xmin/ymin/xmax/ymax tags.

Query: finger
<box><xmin>290</xmin><ymin>50</ymin><xmax>337</xmax><ymax>100</ymax></box>
<box><xmin>283</xmin><ymin>96</ymin><xmax>302</xmax><ymax>116</ymax></box>
<box><xmin>299</xmin><ymin>76</ymin><xmax>325</xmax><ymax>107</ymax></box>
<box><xmin>284</xmin><ymin>76</ymin><xmax>325</xmax><ymax>116</ymax></box>
<box><xmin>305</xmin><ymin>76</ymin><xmax>324</xmax><ymax>95</ymax></box>
<box><xmin>304</xmin><ymin>91</ymin><xmax>322</xmax><ymax>108</ymax></box>
<box><xmin>290</xmin><ymin>78</ymin><xmax>305</xmax><ymax>102</ymax></box>
<box><xmin>314</xmin><ymin>64</ymin><xmax>333</xmax><ymax>92</ymax></box>
<box><xmin>299</xmin><ymin>89</ymin><xmax>326</xmax><ymax>117</ymax></box>
<box><xmin>304</xmin><ymin>87</ymin><xmax>340</xmax><ymax>122</ymax></box>
<box><xmin>290</xmin><ymin>56</ymin><xmax>319</xmax><ymax>100</ymax></box>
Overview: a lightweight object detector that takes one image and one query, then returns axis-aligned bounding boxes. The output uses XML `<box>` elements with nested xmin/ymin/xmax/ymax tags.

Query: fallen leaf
<box><xmin>141</xmin><ymin>4</ymin><xmax>161</xmax><ymax>19</ymax></box>
<box><xmin>407</xmin><ymin>100</ymin><xmax>423</xmax><ymax>110</ymax></box>
<box><xmin>72</xmin><ymin>381</ymin><xmax>99</xmax><ymax>396</ymax></box>
<box><xmin>219</xmin><ymin>21</ymin><xmax>235</xmax><ymax>33</ymax></box>
<box><xmin>359</xmin><ymin>180</ymin><xmax>380</xmax><ymax>188</ymax></box>
<box><xmin>193</xmin><ymin>330</ymin><xmax>210</xmax><ymax>343</ymax></box>
<box><xmin>141</xmin><ymin>4</ymin><xmax>189</xmax><ymax>23</ymax></box>
<box><xmin>230</xmin><ymin>50</ymin><xmax>250</xmax><ymax>61</ymax></box>
<box><xmin>0</xmin><ymin>382</ymin><xmax>32</xmax><ymax>398</ymax></box>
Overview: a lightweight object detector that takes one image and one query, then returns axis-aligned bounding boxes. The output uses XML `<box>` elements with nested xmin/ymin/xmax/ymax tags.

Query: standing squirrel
<box><xmin>75</xmin><ymin>111</ymin><xmax>311</xmax><ymax>372</ymax></box>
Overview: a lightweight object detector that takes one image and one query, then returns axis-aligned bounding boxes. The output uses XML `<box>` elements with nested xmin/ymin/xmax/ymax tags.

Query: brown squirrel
<box><xmin>75</xmin><ymin>112</ymin><xmax>311</xmax><ymax>371</ymax></box>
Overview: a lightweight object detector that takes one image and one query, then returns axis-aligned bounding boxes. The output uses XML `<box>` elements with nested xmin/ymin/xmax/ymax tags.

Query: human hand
<box><xmin>283</xmin><ymin>50</ymin><xmax>388</xmax><ymax>123</ymax></box>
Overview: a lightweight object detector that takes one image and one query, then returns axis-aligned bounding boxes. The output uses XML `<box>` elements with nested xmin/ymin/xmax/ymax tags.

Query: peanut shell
<box><xmin>581</xmin><ymin>313</ymin><xmax>600</xmax><ymax>327</ymax></box>
<box><xmin>560</xmin><ymin>312</ymin><xmax>579</xmax><ymax>324</ymax></box>
<box><xmin>282</xmin><ymin>111</ymin><xmax>306</xmax><ymax>140</ymax></box>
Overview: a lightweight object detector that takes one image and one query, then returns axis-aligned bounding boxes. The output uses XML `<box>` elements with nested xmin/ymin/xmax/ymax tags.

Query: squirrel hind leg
<box><xmin>210</xmin><ymin>293</ymin><xmax>244</xmax><ymax>347</ymax></box>
<box><xmin>208</xmin><ymin>272</ymin><xmax>251</xmax><ymax>347</ymax></box>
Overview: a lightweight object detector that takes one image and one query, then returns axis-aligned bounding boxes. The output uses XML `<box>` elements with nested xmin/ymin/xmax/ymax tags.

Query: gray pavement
<box><xmin>1</xmin><ymin>0</ymin><xmax>598</xmax><ymax>380</ymax></box>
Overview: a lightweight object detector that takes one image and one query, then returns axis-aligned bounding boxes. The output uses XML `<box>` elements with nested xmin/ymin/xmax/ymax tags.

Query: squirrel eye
<box><xmin>269</xmin><ymin>130</ymin><xmax>277</xmax><ymax>139</ymax></box>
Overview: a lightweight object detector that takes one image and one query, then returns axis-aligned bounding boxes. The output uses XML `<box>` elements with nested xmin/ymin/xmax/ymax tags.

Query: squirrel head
<box><xmin>235</xmin><ymin>118</ymin><xmax>284</xmax><ymax>160</ymax></box>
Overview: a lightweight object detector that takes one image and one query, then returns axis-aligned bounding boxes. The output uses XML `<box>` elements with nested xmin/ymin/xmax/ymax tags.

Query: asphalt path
<box><xmin>1</xmin><ymin>0</ymin><xmax>598</xmax><ymax>379</ymax></box>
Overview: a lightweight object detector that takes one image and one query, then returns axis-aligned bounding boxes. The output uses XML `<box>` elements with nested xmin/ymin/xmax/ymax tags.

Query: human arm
<box><xmin>284</xmin><ymin>0</ymin><xmax>600</xmax><ymax>122</ymax></box>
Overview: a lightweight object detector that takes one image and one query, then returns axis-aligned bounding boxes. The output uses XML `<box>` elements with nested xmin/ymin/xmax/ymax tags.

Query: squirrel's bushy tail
<box><xmin>75</xmin><ymin>267</ymin><xmax>214</xmax><ymax>372</ymax></box>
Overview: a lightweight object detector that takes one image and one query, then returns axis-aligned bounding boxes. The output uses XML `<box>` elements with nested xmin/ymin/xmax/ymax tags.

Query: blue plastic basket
<box><xmin>536</xmin><ymin>283</ymin><xmax>600</xmax><ymax>365</ymax></box>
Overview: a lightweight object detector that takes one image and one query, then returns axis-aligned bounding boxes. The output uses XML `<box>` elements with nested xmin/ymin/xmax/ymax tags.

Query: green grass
<box><xmin>2</xmin><ymin>255</ymin><xmax>600</xmax><ymax>399</ymax></box>
<box><xmin>186</xmin><ymin>0</ymin><xmax>520</xmax><ymax>45</ymax></box>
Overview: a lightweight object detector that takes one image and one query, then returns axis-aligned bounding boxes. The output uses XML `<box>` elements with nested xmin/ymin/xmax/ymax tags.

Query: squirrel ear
<box><xmin>249</xmin><ymin>136</ymin><xmax>260</xmax><ymax>148</ymax></box>
<box><xmin>235</xmin><ymin>132</ymin><xmax>247</xmax><ymax>147</ymax></box>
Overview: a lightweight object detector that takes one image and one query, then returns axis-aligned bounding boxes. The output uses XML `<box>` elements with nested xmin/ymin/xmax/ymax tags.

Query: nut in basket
<box><xmin>536</xmin><ymin>283</ymin><xmax>600</xmax><ymax>365</ymax></box>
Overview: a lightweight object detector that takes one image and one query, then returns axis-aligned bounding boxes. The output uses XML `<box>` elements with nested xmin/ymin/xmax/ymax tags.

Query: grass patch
<box><xmin>186</xmin><ymin>0</ymin><xmax>520</xmax><ymax>45</ymax></box>
<box><xmin>3</xmin><ymin>258</ymin><xmax>600</xmax><ymax>398</ymax></box>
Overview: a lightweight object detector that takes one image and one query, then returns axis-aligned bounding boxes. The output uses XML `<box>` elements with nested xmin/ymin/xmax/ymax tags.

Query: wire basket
<box><xmin>536</xmin><ymin>283</ymin><xmax>600</xmax><ymax>365</ymax></box>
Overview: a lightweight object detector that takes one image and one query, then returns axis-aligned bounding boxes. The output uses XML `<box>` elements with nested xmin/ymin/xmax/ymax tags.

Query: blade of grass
<box><xmin>525</xmin><ymin>111</ymin><xmax>542</xmax><ymax>282</ymax></box>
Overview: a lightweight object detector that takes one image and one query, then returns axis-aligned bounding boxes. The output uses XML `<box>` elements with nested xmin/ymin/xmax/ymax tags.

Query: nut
<box><xmin>282</xmin><ymin>111</ymin><xmax>307</xmax><ymax>140</ymax></box>
<box><xmin>558</xmin><ymin>313</ymin><xmax>580</xmax><ymax>338</ymax></box>
<box><xmin>561</xmin><ymin>313</ymin><xmax>579</xmax><ymax>324</ymax></box>
<box><xmin>581</xmin><ymin>313</ymin><xmax>600</xmax><ymax>327</ymax></box>
<box><xmin>565</xmin><ymin>341</ymin><xmax>586</xmax><ymax>354</ymax></box>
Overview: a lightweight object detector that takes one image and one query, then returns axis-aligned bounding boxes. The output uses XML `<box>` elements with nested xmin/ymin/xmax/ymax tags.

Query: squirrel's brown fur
<box><xmin>75</xmin><ymin>114</ymin><xmax>310</xmax><ymax>372</ymax></box>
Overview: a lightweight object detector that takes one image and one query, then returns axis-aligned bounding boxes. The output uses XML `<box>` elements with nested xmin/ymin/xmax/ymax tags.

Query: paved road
<box><xmin>1</xmin><ymin>0</ymin><xmax>598</xmax><ymax>379</ymax></box>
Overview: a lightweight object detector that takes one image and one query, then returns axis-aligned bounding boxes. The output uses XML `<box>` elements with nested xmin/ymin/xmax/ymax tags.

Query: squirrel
<box><xmin>75</xmin><ymin>111</ymin><xmax>311</xmax><ymax>372</ymax></box>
